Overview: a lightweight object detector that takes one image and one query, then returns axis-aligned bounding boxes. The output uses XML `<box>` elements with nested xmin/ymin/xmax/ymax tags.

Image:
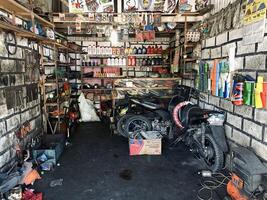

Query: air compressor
<box><xmin>225</xmin><ymin>147</ymin><xmax>267</xmax><ymax>200</ymax></box>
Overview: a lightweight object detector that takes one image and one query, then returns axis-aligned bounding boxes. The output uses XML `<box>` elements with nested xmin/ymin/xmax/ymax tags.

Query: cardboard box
<box><xmin>129</xmin><ymin>138</ymin><xmax>162</xmax><ymax>155</ymax></box>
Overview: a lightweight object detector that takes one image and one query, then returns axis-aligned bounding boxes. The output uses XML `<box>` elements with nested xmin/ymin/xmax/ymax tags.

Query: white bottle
<box><xmin>96</xmin><ymin>46</ymin><xmax>100</xmax><ymax>55</ymax></box>
<box><xmin>119</xmin><ymin>58</ymin><xmax>123</xmax><ymax>66</ymax></box>
<box><xmin>114</xmin><ymin>58</ymin><xmax>119</xmax><ymax>66</ymax></box>
<box><xmin>110</xmin><ymin>58</ymin><xmax>115</xmax><ymax>66</ymax></box>
<box><xmin>100</xmin><ymin>46</ymin><xmax>104</xmax><ymax>55</ymax></box>
<box><xmin>88</xmin><ymin>46</ymin><xmax>91</xmax><ymax>55</ymax></box>
<box><xmin>108</xmin><ymin>47</ymin><xmax>112</xmax><ymax>55</ymax></box>
<box><xmin>107</xmin><ymin>58</ymin><xmax>111</xmax><ymax>66</ymax></box>
<box><xmin>103</xmin><ymin>47</ymin><xmax>108</xmax><ymax>55</ymax></box>
<box><xmin>123</xmin><ymin>58</ymin><xmax>127</xmax><ymax>66</ymax></box>
<box><xmin>92</xmin><ymin>46</ymin><xmax>96</xmax><ymax>55</ymax></box>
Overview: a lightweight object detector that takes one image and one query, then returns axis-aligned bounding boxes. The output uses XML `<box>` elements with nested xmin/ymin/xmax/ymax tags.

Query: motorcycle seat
<box><xmin>180</xmin><ymin>104</ymin><xmax>206</xmax><ymax>127</ymax></box>
<box><xmin>131</xmin><ymin>99</ymin><xmax>162</xmax><ymax>110</ymax></box>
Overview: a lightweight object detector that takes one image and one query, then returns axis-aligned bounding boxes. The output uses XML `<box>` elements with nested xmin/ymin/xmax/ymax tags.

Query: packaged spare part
<box><xmin>4</xmin><ymin>32</ymin><xmax>17</xmax><ymax>55</ymax></box>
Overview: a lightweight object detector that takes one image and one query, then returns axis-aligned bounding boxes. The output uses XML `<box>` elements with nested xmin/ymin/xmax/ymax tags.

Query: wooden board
<box><xmin>0</xmin><ymin>0</ymin><xmax>54</xmax><ymax>28</ymax></box>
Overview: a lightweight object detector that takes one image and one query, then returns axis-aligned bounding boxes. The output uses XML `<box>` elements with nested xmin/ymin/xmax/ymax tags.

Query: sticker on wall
<box><xmin>123</xmin><ymin>0</ymin><xmax>177</xmax><ymax>12</ymax></box>
<box><xmin>242</xmin><ymin>0</ymin><xmax>267</xmax><ymax>45</ymax></box>
<box><xmin>69</xmin><ymin>0</ymin><xmax>114</xmax><ymax>13</ymax></box>
<box><xmin>138</xmin><ymin>0</ymin><xmax>153</xmax><ymax>10</ymax></box>
<box><xmin>124</xmin><ymin>0</ymin><xmax>138</xmax><ymax>11</ymax></box>
<box><xmin>69</xmin><ymin>0</ymin><xmax>86</xmax><ymax>13</ymax></box>
<box><xmin>244</xmin><ymin>0</ymin><xmax>267</xmax><ymax>24</ymax></box>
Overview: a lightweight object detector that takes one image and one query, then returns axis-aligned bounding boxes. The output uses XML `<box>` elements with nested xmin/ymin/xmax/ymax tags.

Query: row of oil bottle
<box><xmin>82</xmin><ymin>56</ymin><xmax>163</xmax><ymax>67</ymax></box>
<box><xmin>87</xmin><ymin>45</ymin><xmax>163</xmax><ymax>56</ymax></box>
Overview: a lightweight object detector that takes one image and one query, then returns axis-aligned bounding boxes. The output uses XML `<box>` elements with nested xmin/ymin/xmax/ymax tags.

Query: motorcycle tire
<box><xmin>203</xmin><ymin>134</ymin><xmax>224</xmax><ymax>172</ymax></box>
<box><xmin>117</xmin><ymin>114</ymin><xmax>134</xmax><ymax>138</ymax></box>
<box><xmin>125</xmin><ymin>115</ymin><xmax>152</xmax><ymax>138</ymax></box>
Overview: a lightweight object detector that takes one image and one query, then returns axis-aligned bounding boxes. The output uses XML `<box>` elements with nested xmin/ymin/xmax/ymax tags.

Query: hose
<box><xmin>197</xmin><ymin>172</ymin><xmax>231</xmax><ymax>200</ymax></box>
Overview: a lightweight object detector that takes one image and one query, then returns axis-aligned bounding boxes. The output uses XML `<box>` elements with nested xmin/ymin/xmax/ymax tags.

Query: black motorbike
<box><xmin>119</xmin><ymin>92</ymin><xmax>183</xmax><ymax>140</ymax></box>
<box><xmin>172</xmin><ymin>85</ymin><xmax>228</xmax><ymax>172</ymax></box>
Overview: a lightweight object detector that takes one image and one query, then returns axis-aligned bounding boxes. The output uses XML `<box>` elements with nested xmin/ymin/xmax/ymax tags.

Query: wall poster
<box><xmin>123</xmin><ymin>0</ymin><xmax>178</xmax><ymax>13</ymax></box>
<box><xmin>69</xmin><ymin>0</ymin><xmax>114</xmax><ymax>13</ymax></box>
<box><xmin>243</xmin><ymin>0</ymin><xmax>267</xmax><ymax>45</ymax></box>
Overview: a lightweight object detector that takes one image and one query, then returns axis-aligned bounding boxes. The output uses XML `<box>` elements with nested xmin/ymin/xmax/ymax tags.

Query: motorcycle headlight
<box><xmin>207</xmin><ymin>113</ymin><xmax>225</xmax><ymax>126</ymax></box>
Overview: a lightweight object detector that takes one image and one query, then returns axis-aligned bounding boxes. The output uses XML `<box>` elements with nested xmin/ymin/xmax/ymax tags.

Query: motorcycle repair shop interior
<box><xmin>0</xmin><ymin>0</ymin><xmax>267</xmax><ymax>199</ymax></box>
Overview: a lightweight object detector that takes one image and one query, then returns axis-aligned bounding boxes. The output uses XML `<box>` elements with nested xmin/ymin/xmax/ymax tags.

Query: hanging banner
<box><xmin>123</xmin><ymin>0</ymin><xmax>178</xmax><ymax>12</ymax></box>
<box><xmin>243</xmin><ymin>0</ymin><xmax>267</xmax><ymax>45</ymax></box>
<box><xmin>69</xmin><ymin>0</ymin><xmax>114</xmax><ymax>13</ymax></box>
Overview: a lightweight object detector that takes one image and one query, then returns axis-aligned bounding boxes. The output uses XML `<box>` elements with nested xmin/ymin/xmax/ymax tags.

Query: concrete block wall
<box><xmin>183</xmin><ymin>24</ymin><xmax>267</xmax><ymax>163</ymax></box>
<box><xmin>0</xmin><ymin>33</ymin><xmax>42</xmax><ymax>172</ymax></box>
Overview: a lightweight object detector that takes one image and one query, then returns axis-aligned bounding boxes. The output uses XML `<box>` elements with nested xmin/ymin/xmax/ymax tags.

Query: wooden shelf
<box><xmin>0</xmin><ymin>0</ymin><xmax>54</xmax><ymax>28</ymax></box>
<box><xmin>182</xmin><ymin>58</ymin><xmax>198</xmax><ymax>62</ymax></box>
<box><xmin>83</xmin><ymin>77</ymin><xmax>125</xmax><ymax>79</ymax></box>
<box><xmin>82</xmin><ymin>65</ymin><xmax>167</xmax><ymax>68</ymax></box>
<box><xmin>181</xmin><ymin>5</ymin><xmax>214</xmax><ymax>16</ymax></box>
<box><xmin>44</xmin><ymin>82</ymin><xmax>64</xmax><ymax>86</ymax></box>
<box><xmin>82</xmin><ymin>65</ymin><xmax>126</xmax><ymax>68</ymax></box>
<box><xmin>88</xmin><ymin>55</ymin><xmax>126</xmax><ymax>58</ymax></box>
<box><xmin>82</xmin><ymin>88</ymin><xmax>113</xmax><ymax>91</ymax></box>
<box><xmin>184</xmin><ymin>43</ymin><xmax>197</xmax><ymax>48</ymax></box>
<box><xmin>128</xmin><ymin>65</ymin><xmax>166</xmax><ymax>68</ymax></box>
<box><xmin>0</xmin><ymin>21</ymin><xmax>45</xmax><ymax>40</ymax></box>
<box><xmin>129</xmin><ymin>54</ymin><xmax>162</xmax><ymax>57</ymax></box>
<box><xmin>115</xmin><ymin>77</ymin><xmax>181</xmax><ymax>81</ymax></box>
<box><xmin>0</xmin><ymin>22</ymin><xmax>79</xmax><ymax>53</ymax></box>
<box><xmin>114</xmin><ymin>87</ymin><xmax>173</xmax><ymax>90</ymax></box>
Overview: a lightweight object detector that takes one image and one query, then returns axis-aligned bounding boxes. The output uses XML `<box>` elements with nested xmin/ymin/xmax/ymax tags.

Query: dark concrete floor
<box><xmin>34</xmin><ymin>122</ymin><xmax>226</xmax><ymax>200</ymax></box>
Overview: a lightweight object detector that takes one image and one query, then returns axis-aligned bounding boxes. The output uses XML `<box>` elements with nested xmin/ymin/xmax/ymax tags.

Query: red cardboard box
<box><xmin>129</xmin><ymin>138</ymin><xmax>162</xmax><ymax>155</ymax></box>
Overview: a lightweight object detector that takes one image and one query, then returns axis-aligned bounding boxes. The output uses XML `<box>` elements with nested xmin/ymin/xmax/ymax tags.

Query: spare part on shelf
<box><xmin>0</xmin><ymin>14</ymin><xmax>13</xmax><ymax>24</ymax></box>
<box><xmin>83</xmin><ymin>72</ymin><xmax>94</xmax><ymax>78</ymax></box>
<box><xmin>166</xmin><ymin>22</ymin><xmax>177</xmax><ymax>30</ymax></box>
<box><xmin>0</xmin><ymin>75</ymin><xmax>9</xmax><ymax>87</ymax></box>
<box><xmin>148</xmin><ymin>72</ymin><xmax>160</xmax><ymax>78</ymax></box>
<box><xmin>139</xmin><ymin>0</ymin><xmax>153</xmax><ymax>10</ymax></box>
<box><xmin>186</xmin><ymin>31</ymin><xmax>201</xmax><ymax>42</ymax></box>
<box><xmin>195</xmin><ymin>0</ymin><xmax>209</xmax><ymax>10</ymax></box>
<box><xmin>4</xmin><ymin>32</ymin><xmax>17</xmax><ymax>55</ymax></box>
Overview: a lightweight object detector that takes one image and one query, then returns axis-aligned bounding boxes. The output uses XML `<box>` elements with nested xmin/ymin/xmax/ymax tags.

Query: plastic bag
<box><xmin>78</xmin><ymin>93</ymin><xmax>100</xmax><ymax>122</ymax></box>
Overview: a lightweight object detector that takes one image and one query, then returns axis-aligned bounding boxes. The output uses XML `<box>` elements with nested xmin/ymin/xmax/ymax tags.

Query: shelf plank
<box><xmin>0</xmin><ymin>0</ymin><xmax>54</xmax><ymax>28</ymax></box>
<box><xmin>82</xmin><ymin>88</ymin><xmax>113</xmax><ymax>91</ymax></box>
<box><xmin>114</xmin><ymin>87</ymin><xmax>173</xmax><ymax>90</ymax></box>
<box><xmin>115</xmin><ymin>77</ymin><xmax>181</xmax><ymax>81</ymax></box>
<box><xmin>83</xmin><ymin>77</ymin><xmax>125</xmax><ymax>79</ymax></box>
<box><xmin>129</xmin><ymin>54</ymin><xmax>162</xmax><ymax>57</ymax></box>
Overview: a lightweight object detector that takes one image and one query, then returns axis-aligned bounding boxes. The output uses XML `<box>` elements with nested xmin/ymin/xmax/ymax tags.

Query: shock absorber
<box><xmin>201</xmin><ymin>123</ymin><xmax>206</xmax><ymax>147</ymax></box>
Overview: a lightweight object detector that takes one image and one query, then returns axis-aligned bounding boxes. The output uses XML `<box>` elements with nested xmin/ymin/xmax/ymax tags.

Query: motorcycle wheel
<box><xmin>117</xmin><ymin>114</ymin><xmax>134</xmax><ymax>137</ymax></box>
<box><xmin>125</xmin><ymin>115</ymin><xmax>152</xmax><ymax>138</ymax></box>
<box><xmin>203</xmin><ymin>134</ymin><xmax>224</xmax><ymax>172</ymax></box>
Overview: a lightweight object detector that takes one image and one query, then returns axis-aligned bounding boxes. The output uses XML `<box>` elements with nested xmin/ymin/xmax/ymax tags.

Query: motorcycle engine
<box><xmin>151</xmin><ymin>119</ymin><xmax>171</xmax><ymax>136</ymax></box>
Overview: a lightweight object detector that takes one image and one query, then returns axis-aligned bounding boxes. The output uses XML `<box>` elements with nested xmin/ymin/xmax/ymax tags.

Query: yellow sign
<box><xmin>244</xmin><ymin>0</ymin><xmax>267</xmax><ymax>25</ymax></box>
